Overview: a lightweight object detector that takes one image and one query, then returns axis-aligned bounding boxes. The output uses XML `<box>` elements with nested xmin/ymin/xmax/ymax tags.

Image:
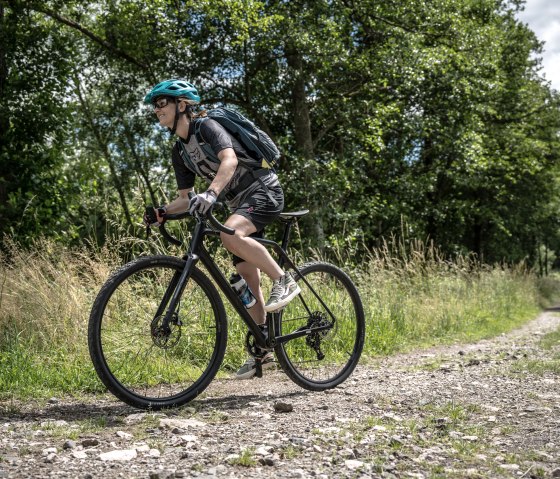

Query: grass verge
<box><xmin>510</xmin><ymin>324</ymin><xmax>560</xmax><ymax>375</ymax></box>
<box><xmin>0</xmin><ymin>236</ymin><xmax>558</xmax><ymax>400</ymax></box>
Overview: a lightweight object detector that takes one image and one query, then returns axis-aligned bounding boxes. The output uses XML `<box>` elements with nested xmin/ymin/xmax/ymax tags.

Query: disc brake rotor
<box><xmin>150</xmin><ymin>313</ymin><xmax>182</xmax><ymax>348</ymax></box>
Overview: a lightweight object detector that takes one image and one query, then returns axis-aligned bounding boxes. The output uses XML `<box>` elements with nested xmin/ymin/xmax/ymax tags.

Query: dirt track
<box><xmin>1</xmin><ymin>311</ymin><xmax>559</xmax><ymax>478</ymax></box>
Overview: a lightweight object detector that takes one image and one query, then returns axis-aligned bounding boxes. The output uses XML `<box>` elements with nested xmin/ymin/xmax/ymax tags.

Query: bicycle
<box><xmin>88</xmin><ymin>203</ymin><xmax>365</xmax><ymax>410</ymax></box>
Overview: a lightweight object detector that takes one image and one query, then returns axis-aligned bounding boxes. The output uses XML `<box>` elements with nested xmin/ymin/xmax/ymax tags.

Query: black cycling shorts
<box><xmin>231</xmin><ymin>183</ymin><xmax>284</xmax><ymax>266</ymax></box>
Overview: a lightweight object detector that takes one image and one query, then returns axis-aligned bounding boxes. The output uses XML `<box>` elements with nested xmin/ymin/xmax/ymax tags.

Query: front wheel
<box><xmin>275</xmin><ymin>261</ymin><xmax>365</xmax><ymax>390</ymax></box>
<box><xmin>88</xmin><ymin>255</ymin><xmax>227</xmax><ymax>410</ymax></box>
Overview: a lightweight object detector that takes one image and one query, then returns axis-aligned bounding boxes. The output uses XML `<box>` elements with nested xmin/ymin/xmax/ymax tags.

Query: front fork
<box><xmin>153</xmin><ymin>253</ymin><xmax>199</xmax><ymax>336</ymax></box>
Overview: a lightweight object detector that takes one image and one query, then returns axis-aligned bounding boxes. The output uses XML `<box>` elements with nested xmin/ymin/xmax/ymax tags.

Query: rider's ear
<box><xmin>178</xmin><ymin>100</ymin><xmax>187</xmax><ymax>113</ymax></box>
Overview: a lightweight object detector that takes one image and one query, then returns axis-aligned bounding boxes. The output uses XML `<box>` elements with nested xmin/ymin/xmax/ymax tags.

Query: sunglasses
<box><xmin>153</xmin><ymin>97</ymin><xmax>173</xmax><ymax>109</ymax></box>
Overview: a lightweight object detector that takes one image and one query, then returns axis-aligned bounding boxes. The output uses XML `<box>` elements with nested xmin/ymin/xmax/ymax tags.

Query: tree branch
<box><xmin>30</xmin><ymin>4</ymin><xmax>153</xmax><ymax>79</ymax></box>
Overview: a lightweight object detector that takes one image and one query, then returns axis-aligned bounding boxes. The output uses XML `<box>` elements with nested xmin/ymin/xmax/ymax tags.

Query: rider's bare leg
<box><xmin>236</xmin><ymin>261</ymin><xmax>265</xmax><ymax>325</ymax></box>
<box><xmin>220</xmin><ymin>214</ymin><xmax>283</xmax><ymax>280</ymax></box>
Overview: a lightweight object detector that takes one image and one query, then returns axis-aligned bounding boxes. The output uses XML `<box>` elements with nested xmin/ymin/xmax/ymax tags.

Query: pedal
<box><xmin>255</xmin><ymin>361</ymin><xmax>263</xmax><ymax>378</ymax></box>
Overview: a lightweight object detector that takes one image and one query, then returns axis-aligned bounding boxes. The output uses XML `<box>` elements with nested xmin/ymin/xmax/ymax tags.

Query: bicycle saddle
<box><xmin>279</xmin><ymin>210</ymin><xmax>309</xmax><ymax>220</ymax></box>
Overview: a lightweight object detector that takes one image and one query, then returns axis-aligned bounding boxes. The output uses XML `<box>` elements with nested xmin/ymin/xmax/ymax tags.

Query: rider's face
<box><xmin>153</xmin><ymin>97</ymin><xmax>175</xmax><ymax>128</ymax></box>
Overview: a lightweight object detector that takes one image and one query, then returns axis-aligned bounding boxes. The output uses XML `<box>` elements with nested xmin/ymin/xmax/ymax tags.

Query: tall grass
<box><xmin>0</xmin><ymin>234</ymin><xmax>556</xmax><ymax>399</ymax></box>
<box><xmin>356</xmin><ymin>238</ymin><xmax>545</xmax><ymax>354</ymax></box>
<box><xmin>0</xmin><ymin>238</ymin><xmax>115</xmax><ymax>397</ymax></box>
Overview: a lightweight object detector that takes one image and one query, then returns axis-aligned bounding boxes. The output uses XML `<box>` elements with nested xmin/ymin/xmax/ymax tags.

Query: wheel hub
<box><xmin>151</xmin><ymin>313</ymin><xmax>182</xmax><ymax>348</ymax></box>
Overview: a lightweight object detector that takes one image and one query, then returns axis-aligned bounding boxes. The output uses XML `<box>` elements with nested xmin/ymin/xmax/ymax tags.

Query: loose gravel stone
<box><xmin>99</xmin><ymin>449</ymin><xmax>137</xmax><ymax>461</ymax></box>
<box><xmin>273</xmin><ymin>401</ymin><xmax>293</xmax><ymax>413</ymax></box>
<box><xmin>81</xmin><ymin>438</ymin><xmax>99</xmax><ymax>447</ymax></box>
<box><xmin>63</xmin><ymin>440</ymin><xmax>76</xmax><ymax>449</ymax></box>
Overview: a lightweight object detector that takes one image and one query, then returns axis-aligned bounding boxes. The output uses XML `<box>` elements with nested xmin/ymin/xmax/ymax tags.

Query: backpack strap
<box><xmin>176</xmin><ymin>139</ymin><xmax>196</xmax><ymax>173</ymax></box>
<box><xmin>194</xmin><ymin>117</ymin><xmax>279</xmax><ymax>207</ymax></box>
<box><xmin>225</xmin><ymin>168</ymin><xmax>278</xmax><ymax>206</ymax></box>
<box><xmin>193</xmin><ymin>117</ymin><xmax>221</xmax><ymax>164</ymax></box>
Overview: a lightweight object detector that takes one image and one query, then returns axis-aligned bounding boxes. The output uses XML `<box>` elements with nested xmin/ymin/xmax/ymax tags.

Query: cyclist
<box><xmin>143</xmin><ymin>79</ymin><xmax>300</xmax><ymax>379</ymax></box>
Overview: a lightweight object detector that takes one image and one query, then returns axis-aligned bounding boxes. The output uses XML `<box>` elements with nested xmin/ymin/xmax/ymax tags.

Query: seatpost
<box><xmin>280</xmin><ymin>219</ymin><xmax>294</xmax><ymax>251</ymax></box>
<box><xmin>278</xmin><ymin>219</ymin><xmax>295</xmax><ymax>269</ymax></box>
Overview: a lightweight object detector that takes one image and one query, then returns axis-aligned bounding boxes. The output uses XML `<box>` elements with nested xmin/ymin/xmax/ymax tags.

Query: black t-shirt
<box><xmin>171</xmin><ymin>118</ymin><xmax>279</xmax><ymax>206</ymax></box>
<box><xmin>171</xmin><ymin>119</ymin><xmax>252</xmax><ymax>189</ymax></box>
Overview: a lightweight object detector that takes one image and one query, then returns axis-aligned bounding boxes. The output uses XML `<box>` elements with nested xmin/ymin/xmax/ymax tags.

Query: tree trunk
<box><xmin>472</xmin><ymin>220</ymin><xmax>483</xmax><ymax>259</ymax></box>
<box><xmin>285</xmin><ymin>43</ymin><xmax>325</xmax><ymax>246</ymax></box>
<box><xmin>122</xmin><ymin>121</ymin><xmax>157</xmax><ymax>205</ymax></box>
<box><xmin>545</xmin><ymin>242</ymin><xmax>548</xmax><ymax>276</ymax></box>
<box><xmin>0</xmin><ymin>2</ymin><xmax>8</xmax><ymax>213</ymax></box>
<box><xmin>285</xmin><ymin>45</ymin><xmax>314</xmax><ymax>160</ymax></box>
<box><xmin>537</xmin><ymin>240</ymin><xmax>543</xmax><ymax>276</ymax></box>
<box><xmin>75</xmin><ymin>79</ymin><xmax>133</xmax><ymax>229</ymax></box>
<box><xmin>0</xmin><ymin>2</ymin><xmax>6</xmax><ymax>100</ymax></box>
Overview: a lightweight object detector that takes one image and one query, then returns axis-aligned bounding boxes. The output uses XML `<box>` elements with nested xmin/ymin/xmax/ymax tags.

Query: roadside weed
<box><xmin>539</xmin><ymin>326</ymin><xmax>560</xmax><ymax>350</ymax></box>
<box><xmin>17</xmin><ymin>446</ymin><xmax>32</xmax><ymax>457</ymax></box>
<box><xmin>204</xmin><ymin>409</ymin><xmax>230</xmax><ymax>424</ymax></box>
<box><xmin>281</xmin><ymin>444</ymin><xmax>301</xmax><ymax>459</ymax></box>
<box><xmin>0</xmin><ymin>237</ymin><xmax>556</xmax><ymax>398</ymax></box>
<box><xmin>229</xmin><ymin>448</ymin><xmax>257</xmax><ymax>467</ymax></box>
<box><xmin>146</xmin><ymin>439</ymin><xmax>165</xmax><ymax>453</ymax></box>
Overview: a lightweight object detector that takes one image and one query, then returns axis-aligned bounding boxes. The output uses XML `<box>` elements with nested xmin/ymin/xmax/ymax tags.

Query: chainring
<box><xmin>245</xmin><ymin>329</ymin><xmax>269</xmax><ymax>358</ymax></box>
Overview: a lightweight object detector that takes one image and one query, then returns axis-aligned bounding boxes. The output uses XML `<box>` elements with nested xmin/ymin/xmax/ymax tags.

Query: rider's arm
<box><xmin>198</xmin><ymin>120</ymin><xmax>239</xmax><ymax>197</ymax></box>
<box><xmin>207</xmin><ymin>148</ymin><xmax>238</xmax><ymax>196</ymax></box>
<box><xmin>166</xmin><ymin>189</ymin><xmax>193</xmax><ymax>214</ymax></box>
<box><xmin>155</xmin><ymin>188</ymin><xmax>192</xmax><ymax>222</ymax></box>
<box><xmin>155</xmin><ymin>144</ymin><xmax>196</xmax><ymax>222</ymax></box>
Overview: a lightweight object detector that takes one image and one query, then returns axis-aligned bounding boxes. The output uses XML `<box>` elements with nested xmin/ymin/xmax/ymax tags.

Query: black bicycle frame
<box><xmin>157</xmin><ymin>215</ymin><xmax>335</xmax><ymax>350</ymax></box>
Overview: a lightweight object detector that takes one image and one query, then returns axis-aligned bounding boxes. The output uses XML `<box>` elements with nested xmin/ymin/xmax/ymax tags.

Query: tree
<box><xmin>0</xmin><ymin>1</ymin><xmax>83</xmax><ymax>242</ymax></box>
<box><xmin>2</xmin><ymin>0</ymin><xmax>559</xmax><ymax>267</ymax></box>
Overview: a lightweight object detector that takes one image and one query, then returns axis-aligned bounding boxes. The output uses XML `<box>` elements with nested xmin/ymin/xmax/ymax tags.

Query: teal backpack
<box><xmin>194</xmin><ymin>108</ymin><xmax>280</xmax><ymax>171</ymax></box>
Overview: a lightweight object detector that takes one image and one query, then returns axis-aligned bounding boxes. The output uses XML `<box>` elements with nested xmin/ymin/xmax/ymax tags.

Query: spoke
<box><xmin>279</xmin><ymin>264</ymin><xmax>361</xmax><ymax>385</ymax></box>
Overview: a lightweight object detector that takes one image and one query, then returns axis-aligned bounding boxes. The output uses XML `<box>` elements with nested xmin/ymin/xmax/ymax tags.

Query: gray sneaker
<box><xmin>264</xmin><ymin>272</ymin><xmax>301</xmax><ymax>312</ymax></box>
<box><xmin>235</xmin><ymin>352</ymin><xmax>275</xmax><ymax>380</ymax></box>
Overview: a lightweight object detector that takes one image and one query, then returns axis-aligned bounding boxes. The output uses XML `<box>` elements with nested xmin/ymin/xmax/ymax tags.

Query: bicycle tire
<box><xmin>275</xmin><ymin>261</ymin><xmax>365</xmax><ymax>390</ymax></box>
<box><xmin>88</xmin><ymin>255</ymin><xmax>227</xmax><ymax>410</ymax></box>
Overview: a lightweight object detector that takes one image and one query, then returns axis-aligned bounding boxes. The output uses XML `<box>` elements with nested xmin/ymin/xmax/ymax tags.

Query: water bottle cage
<box><xmin>230</xmin><ymin>274</ymin><xmax>256</xmax><ymax>309</ymax></box>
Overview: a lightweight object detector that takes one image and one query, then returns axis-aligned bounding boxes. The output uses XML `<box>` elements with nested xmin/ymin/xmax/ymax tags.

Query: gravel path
<box><xmin>1</xmin><ymin>311</ymin><xmax>559</xmax><ymax>479</ymax></box>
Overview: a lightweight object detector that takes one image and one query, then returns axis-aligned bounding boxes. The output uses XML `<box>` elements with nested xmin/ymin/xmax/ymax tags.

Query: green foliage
<box><xmin>539</xmin><ymin>325</ymin><xmax>560</xmax><ymax>351</ymax></box>
<box><xmin>228</xmin><ymin>448</ymin><xmax>257</xmax><ymax>467</ymax></box>
<box><xmin>1</xmin><ymin>0</ymin><xmax>560</xmax><ymax>265</ymax></box>
<box><xmin>511</xmin><ymin>324</ymin><xmax>560</xmax><ymax>375</ymax></box>
<box><xmin>0</xmin><ymin>2</ymin><xmax>79</xmax><ymax>241</ymax></box>
<box><xmin>514</xmin><ymin>324</ymin><xmax>560</xmax><ymax>377</ymax></box>
<box><xmin>362</xmin><ymin>243</ymin><xmax>540</xmax><ymax>354</ymax></box>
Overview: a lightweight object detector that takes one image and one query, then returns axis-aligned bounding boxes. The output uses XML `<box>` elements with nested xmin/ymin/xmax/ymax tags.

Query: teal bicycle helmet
<box><xmin>144</xmin><ymin>79</ymin><xmax>200</xmax><ymax>105</ymax></box>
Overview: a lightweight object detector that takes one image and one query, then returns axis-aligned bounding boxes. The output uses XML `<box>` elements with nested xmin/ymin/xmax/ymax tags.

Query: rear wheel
<box><xmin>88</xmin><ymin>255</ymin><xmax>227</xmax><ymax>410</ymax></box>
<box><xmin>275</xmin><ymin>261</ymin><xmax>365</xmax><ymax>390</ymax></box>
